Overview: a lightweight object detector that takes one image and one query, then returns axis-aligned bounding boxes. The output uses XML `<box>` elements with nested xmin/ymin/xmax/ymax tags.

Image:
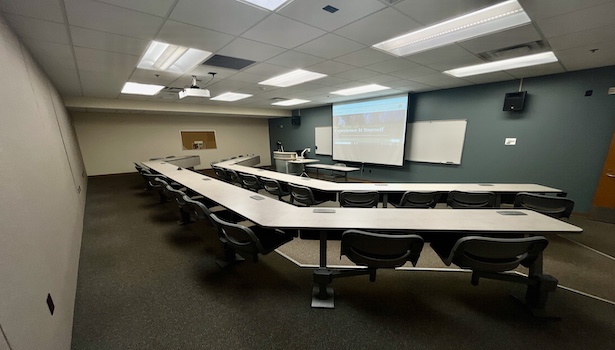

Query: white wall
<box><xmin>0</xmin><ymin>14</ymin><xmax>86</xmax><ymax>350</ymax></box>
<box><xmin>72</xmin><ymin>112</ymin><xmax>273</xmax><ymax>175</ymax></box>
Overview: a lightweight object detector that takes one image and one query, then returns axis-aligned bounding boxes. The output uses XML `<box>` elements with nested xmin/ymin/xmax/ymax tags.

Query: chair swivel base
<box><xmin>215</xmin><ymin>248</ymin><xmax>246</xmax><ymax>268</ymax></box>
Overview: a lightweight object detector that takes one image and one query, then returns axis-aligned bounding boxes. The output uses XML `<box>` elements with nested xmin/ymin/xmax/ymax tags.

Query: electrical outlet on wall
<box><xmin>505</xmin><ymin>138</ymin><xmax>517</xmax><ymax>146</ymax></box>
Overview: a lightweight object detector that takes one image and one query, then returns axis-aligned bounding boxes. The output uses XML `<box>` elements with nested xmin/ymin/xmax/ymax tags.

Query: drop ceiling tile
<box><xmin>95</xmin><ymin>0</ymin><xmax>176</xmax><ymax>17</ymax></box>
<box><xmin>156</xmin><ymin>20</ymin><xmax>234</xmax><ymax>53</ymax></box>
<box><xmin>519</xmin><ymin>0</ymin><xmax>613</xmax><ymax>20</ymax></box>
<box><xmin>506</xmin><ymin>62</ymin><xmax>566</xmax><ymax>78</ymax></box>
<box><xmin>363</xmin><ymin>58</ymin><xmax>421</xmax><ymax>74</ymax></box>
<box><xmin>21</xmin><ymin>38</ymin><xmax>76</xmax><ymax>70</ymax></box>
<box><xmin>406</xmin><ymin>44</ymin><xmax>476</xmax><ymax>66</ymax></box>
<box><xmin>241</xmin><ymin>14</ymin><xmax>326</xmax><ymax>49</ymax></box>
<box><xmin>423</xmin><ymin>56</ymin><xmax>485</xmax><ymax>72</ymax></box>
<box><xmin>128</xmin><ymin>69</ymin><xmax>181</xmax><ymax>86</ymax></box>
<box><xmin>42</xmin><ymin>67</ymin><xmax>83</xmax><ymax>97</ymax></box>
<box><xmin>170</xmin><ymin>0</ymin><xmax>268</xmax><ymax>36</ymax></box>
<box><xmin>208</xmin><ymin>79</ymin><xmax>253</xmax><ymax>93</ymax></box>
<box><xmin>461</xmin><ymin>71</ymin><xmax>516</xmax><ymax>84</ymax></box>
<box><xmin>79</xmin><ymin>71</ymin><xmax>125</xmax><ymax>98</ymax></box>
<box><xmin>279</xmin><ymin>0</ymin><xmax>386</xmax><ymax>32</ymax></box>
<box><xmin>71</xmin><ymin>26</ymin><xmax>149</xmax><ymax>56</ymax></box>
<box><xmin>535</xmin><ymin>1</ymin><xmax>615</xmax><ymax>38</ymax></box>
<box><xmin>411</xmin><ymin>73</ymin><xmax>469</xmax><ymax>88</ymax></box>
<box><xmin>64</xmin><ymin>0</ymin><xmax>164</xmax><ymax>40</ymax></box>
<box><xmin>306</xmin><ymin>60</ymin><xmax>354</xmax><ymax>75</ymax></box>
<box><xmin>333</xmin><ymin>67</ymin><xmax>381</xmax><ymax>80</ymax></box>
<box><xmin>359</xmin><ymin>74</ymin><xmax>399</xmax><ymax>85</ymax></box>
<box><xmin>335</xmin><ymin>7</ymin><xmax>421</xmax><ymax>46</ymax></box>
<box><xmin>547</xmin><ymin>24</ymin><xmax>615</xmax><ymax>51</ymax></box>
<box><xmin>395</xmin><ymin>0</ymin><xmax>501</xmax><ymax>25</ymax></box>
<box><xmin>294</xmin><ymin>34</ymin><xmax>365</xmax><ymax>60</ymax></box>
<box><xmin>390</xmin><ymin>66</ymin><xmax>439</xmax><ymax>79</ymax></box>
<box><xmin>266</xmin><ymin>50</ymin><xmax>325</xmax><ymax>69</ymax></box>
<box><xmin>458</xmin><ymin>25</ymin><xmax>542</xmax><ymax>54</ymax></box>
<box><xmin>0</xmin><ymin>0</ymin><xmax>64</xmax><ymax>23</ymax></box>
<box><xmin>74</xmin><ymin>47</ymin><xmax>138</xmax><ymax>76</ymax></box>
<box><xmin>311</xmin><ymin>76</ymin><xmax>350</xmax><ymax>87</ymax></box>
<box><xmin>334</xmin><ymin>48</ymin><xmax>393</xmax><ymax>67</ymax></box>
<box><xmin>191</xmin><ymin>66</ymin><xmax>239</xmax><ymax>80</ymax></box>
<box><xmin>226</xmin><ymin>71</ymin><xmax>272</xmax><ymax>84</ymax></box>
<box><xmin>555</xmin><ymin>43</ymin><xmax>615</xmax><ymax>71</ymax></box>
<box><xmin>4</xmin><ymin>14</ymin><xmax>68</xmax><ymax>44</ymax></box>
<box><xmin>242</xmin><ymin>62</ymin><xmax>289</xmax><ymax>78</ymax></box>
<box><xmin>218</xmin><ymin>38</ymin><xmax>286</xmax><ymax>62</ymax></box>
<box><xmin>385</xmin><ymin>79</ymin><xmax>435</xmax><ymax>92</ymax></box>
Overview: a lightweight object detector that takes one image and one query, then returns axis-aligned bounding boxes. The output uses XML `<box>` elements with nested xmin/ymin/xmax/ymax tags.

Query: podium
<box><xmin>273</xmin><ymin>151</ymin><xmax>318</xmax><ymax>175</ymax></box>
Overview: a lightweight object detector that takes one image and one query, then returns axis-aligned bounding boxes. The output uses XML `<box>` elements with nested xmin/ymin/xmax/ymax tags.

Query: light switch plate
<box><xmin>505</xmin><ymin>138</ymin><xmax>517</xmax><ymax>146</ymax></box>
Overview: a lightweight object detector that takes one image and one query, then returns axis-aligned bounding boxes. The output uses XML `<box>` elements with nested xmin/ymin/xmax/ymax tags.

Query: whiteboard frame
<box><xmin>404</xmin><ymin>119</ymin><xmax>467</xmax><ymax>165</ymax></box>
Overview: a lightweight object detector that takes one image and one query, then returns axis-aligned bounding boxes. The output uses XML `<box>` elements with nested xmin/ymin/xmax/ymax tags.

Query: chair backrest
<box><xmin>339</xmin><ymin>191</ymin><xmax>380</xmax><ymax>208</ymax></box>
<box><xmin>260</xmin><ymin>177</ymin><xmax>290</xmax><ymax>200</ymax></box>
<box><xmin>166</xmin><ymin>186</ymin><xmax>189</xmax><ymax>206</ymax></box>
<box><xmin>514</xmin><ymin>192</ymin><xmax>574</xmax><ymax>219</ymax></box>
<box><xmin>397</xmin><ymin>191</ymin><xmax>441</xmax><ymax>208</ymax></box>
<box><xmin>341</xmin><ymin>230</ymin><xmax>424</xmax><ymax>268</ymax></box>
<box><xmin>147</xmin><ymin>175</ymin><xmax>166</xmax><ymax>189</ymax></box>
<box><xmin>182</xmin><ymin>195</ymin><xmax>214</xmax><ymax>223</ymax></box>
<box><xmin>238</xmin><ymin>173</ymin><xmax>262</xmax><ymax>192</ymax></box>
<box><xmin>334</xmin><ymin>163</ymin><xmax>346</xmax><ymax>167</ymax></box>
<box><xmin>443</xmin><ymin>235</ymin><xmax>549</xmax><ymax>273</ymax></box>
<box><xmin>288</xmin><ymin>184</ymin><xmax>319</xmax><ymax>206</ymax></box>
<box><xmin>447</xmin><ymin>191</ymin><xmax>496</xmax><ymax>208</ymax></box>
<box><xmin>209</xmin><ymin>213</ymin><xmax>265</xmax><ymax>256</ymax></box>
<box><xmin>226</xmin><ymin>169</ymin><xmax>241</xmax><ymax>184</ymax></box>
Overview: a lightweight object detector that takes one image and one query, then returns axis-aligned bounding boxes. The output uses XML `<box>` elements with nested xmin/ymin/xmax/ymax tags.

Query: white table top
<box><xmin>288</xmin><ymin>158</ymin><xmax>320</xmax><ymax>164</ymax></box>
<box><xmin>214</xmin><ymin>156</ymin><xmax>564</xmax><ymax>194</ymax></box>
<box><xmin>143</xmin><ymin>160</ymin><xmax>581</xmax><ymax>235</ymax></box>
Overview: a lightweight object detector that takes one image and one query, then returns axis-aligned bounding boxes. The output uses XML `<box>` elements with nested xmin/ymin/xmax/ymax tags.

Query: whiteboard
<box><xmin>314</xmin><ymin>126</ymin><xmax>332</xmax><ymax>155</ymax></box>
<box><xmin>404</xmin><ymin>119</ymin><xmax>467</xmax><ymax>164</ymax></box>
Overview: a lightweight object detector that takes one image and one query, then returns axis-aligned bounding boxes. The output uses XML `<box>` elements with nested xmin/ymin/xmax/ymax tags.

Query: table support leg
<box><xmin>311</xmin><ymin>230</ymin><xmax>334</xmax><ymax>308</ymax></box>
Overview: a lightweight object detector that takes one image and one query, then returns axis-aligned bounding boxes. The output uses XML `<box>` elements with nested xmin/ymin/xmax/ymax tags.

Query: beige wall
<box><xmin>72</xmin><ymin>112</ymin><xmax>272</xmax><ymax>176</ymax></box>
<box><xmin>0</xmin><ymin>14</ymin><xmax>86</xmax><ymax>349</ymax></box>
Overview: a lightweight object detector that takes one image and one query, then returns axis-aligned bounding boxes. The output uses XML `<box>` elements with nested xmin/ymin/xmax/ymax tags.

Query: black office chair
<box><xmin>339</xmin><ymin>191</ymin><xmax>380</xmax><ymax>208</ymax></box>
<box><xmin>260</xmin><ymin>177</ymin><xmax>291</xmax><ymax>201</ymax></box>
<box><xmin>447</xmin><ymin>190</ymin><xmax>496</xmax><ymax>208</ymax></box>
<box><xmin>393</xmin><ymin>191</ymin><xmax>441</xmax><ymax>208</ymax></box>
<box><xmin>288</xmin><ymin>183</ymin><xmax>330</xmax><ymax>207</ymax></box>
<box><xmin>166</xmin><ymin>186</ymin><xmax>214</xmax><ymax>225</ymax></box>
<box><xmin>431</xmin><ymin>235</ymin><xmax>558</xmax><ymax>311</ymax></box>
<box><xmin>312</xmin><ymin>230</ymin><xmax>424</xmax><ymax>301</ymax></box>
<box><xmin>226</xmin><ymin>169</ymin><xmax>241</xmax><ymax>185</ymax></box>
<box><xmin>514</xmin><ymin>192</ymin><xmax>574</xmax><ymax>219</ymax></box>
<box><xmin>212</xmin><ymin>166</ymin><xmax>231</xmax><ymax>182</ymax></box>
<box><xmin>238</xmin><ymin>173</ymin><xmax>262</xmax><ymax>192</ymax></box>
<box><xmin>181</xmin><ymin>195</ymin><xmax>244</xmax><ymax>229</ymax></box>
<box><xmin>209</xmin><ymin>213</ymin><xmax>296</xmax><ymax>264</ymax></box>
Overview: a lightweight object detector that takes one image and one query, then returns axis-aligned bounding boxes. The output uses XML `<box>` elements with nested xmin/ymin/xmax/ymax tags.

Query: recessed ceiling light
<box><xmin>259</xmin><ymin>69</ymin><xmax>327</xmax><ymax>87</ymax></box>
<box><xmin>272</xmin><ymin>99</ymin><xmax>310</xmax><ymax>106</ymax></box>
<box><xmin>138</xmin><ymin>41</ymin><xmax>211</xmax><ymax>74</ymax></box>
<box><xmin>373</xmin><ymin>0</ymin><xmax>530</xmax><ymax>57</ymax></box>
<box><xmin>121</xmin><ymin>82</ymin><xmax>164</xmax><ymax>96</ymax></box>
<box><xmin>211</xmin><ymin>92</ymin><xmax>253</xmax><ymax>102</ymax></box>
<box><xmin>237</xmin><ymin>0</ymin><xmax>294</xmax><ymax>11</ymax></box>
<box><xmin>443</xmin><ymin>51</ymin><xmax>558</xmax><ymax>77</ymax></box>
<box><xmin>330</xmin><ymin>84</ymin><xmax>390</xmax><ymax>96</ymax></box>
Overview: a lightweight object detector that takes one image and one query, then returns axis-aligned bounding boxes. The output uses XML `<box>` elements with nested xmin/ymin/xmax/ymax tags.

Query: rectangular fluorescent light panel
<box><xmin>237</xmin><ymin>0</ymin><xmax>293</xmax><ymax>11</ymax></box>
<box><xmin>138</xmin><ymin>41</ymin><xmax>211</xmax><ymax>74</ymax></box>
<box><xmin>121</xmin><ymin>82</ymin><xmax>164</xmax><ymax>96</ymax></box>
<box><xmin>259</xmin><ymin>69</ymin><xmax>327</xmax><ymax>87</ymax></box>
<box><xmin>443</xmin><ymin>51</ymin><xmax>558</xmax><ymax>77</ymax></box>
<box><xmin>272</xmin><ymin>99</ymin><xmax>310</xmax><ymax>106</ymax></box>
<box><xmin>331</xmin><ymin>84</ymin><xmax>390</xmax><ymax>96</ymax></box>
<box><xmin>211</xmin><ymin>92</ymin><xmax>253</xmax><ymax>101</ymax></box>
<box><xmin>373</xmin><ymin>0</ymin><xmax>531</xmax><ymax>57</ymax></box>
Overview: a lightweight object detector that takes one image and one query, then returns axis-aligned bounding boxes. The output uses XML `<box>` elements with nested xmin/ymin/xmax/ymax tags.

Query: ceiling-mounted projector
<box><xmin>178</xmin><ymin>75</ymin><xmax>211</xmax><ymax>99</ymax></box>
<box><xmin>179</xmin><ymin>88</ymin><xmax>210</xmax><ymax>99</ymax></box>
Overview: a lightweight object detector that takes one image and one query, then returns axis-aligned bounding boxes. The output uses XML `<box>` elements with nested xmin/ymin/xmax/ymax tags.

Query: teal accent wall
<box><xmin>268</xmin><ymin>66</ymin><xmax>615</xmax><ymax>212</ymax></box>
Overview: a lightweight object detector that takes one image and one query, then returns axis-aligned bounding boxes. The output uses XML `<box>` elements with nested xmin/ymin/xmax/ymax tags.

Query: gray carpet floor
<box><xmin>71</xmin><ymin>173</ymin><xmax>615</xmax><ymax>349</ymax></box>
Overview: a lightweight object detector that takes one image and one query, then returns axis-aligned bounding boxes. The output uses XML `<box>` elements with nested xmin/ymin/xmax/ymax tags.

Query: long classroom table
<box><xmin>214</xmin><ymin>156</ymin><xmax>566</xmax><ymax>207</ymax></box>
<box><xmin>143</xmin><ymin>159</ymin><xmax>582</xmax><ymax>310</ymax></box>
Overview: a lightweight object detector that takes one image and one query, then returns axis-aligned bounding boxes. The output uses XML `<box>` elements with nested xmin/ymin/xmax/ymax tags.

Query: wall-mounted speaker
<box><xmin>291</xmin><ymin>115</ymin><xmax>301</xmax><ymax>125</ymax></box>
<box><xmin>503</xmin><ymin>91</ymin><xmax>527</xmax><ymax>111</ymax></box>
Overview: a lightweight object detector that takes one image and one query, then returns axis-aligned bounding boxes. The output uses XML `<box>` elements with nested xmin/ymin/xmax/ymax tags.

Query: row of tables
<box><xmin>143</xmin><ymin>155</ymin><xmax>582</xmax><ymax>310</ymax></box>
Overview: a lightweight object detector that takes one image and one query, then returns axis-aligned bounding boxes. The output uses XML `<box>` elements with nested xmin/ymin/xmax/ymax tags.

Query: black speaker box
<box><xmin>291</xmin><ymin>115</ymin><xmax>301</xmax><ymax>125</ymax></box>
<box><xmin>503</xmin><ymin>91</ymin><xmax>527</xmax><ymax>111</ymax></box>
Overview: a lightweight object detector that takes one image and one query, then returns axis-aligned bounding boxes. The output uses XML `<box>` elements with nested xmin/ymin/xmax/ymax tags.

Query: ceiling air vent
<box><xmin>477</xmin><ymin>41</ymin><xmax>550</xmax><ymax>62</ymax></box>
<box><xmin>202</xmin><ymin>54</ymin><xmax>256</xmax><ymax>70</ymax></box>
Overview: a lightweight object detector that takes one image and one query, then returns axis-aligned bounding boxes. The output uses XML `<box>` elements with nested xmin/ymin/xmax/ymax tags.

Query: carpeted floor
<box><xmin>71</xmin><ymin>173</ymin><xmax>615</xmax><ymax>350</ymax></box>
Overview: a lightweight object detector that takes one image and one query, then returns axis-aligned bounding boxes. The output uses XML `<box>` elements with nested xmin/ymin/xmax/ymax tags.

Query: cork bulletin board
<box><xmin>180</xmin><ymin>131</ymin><xmax>217</xmax><ymax>150</ymax></box>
